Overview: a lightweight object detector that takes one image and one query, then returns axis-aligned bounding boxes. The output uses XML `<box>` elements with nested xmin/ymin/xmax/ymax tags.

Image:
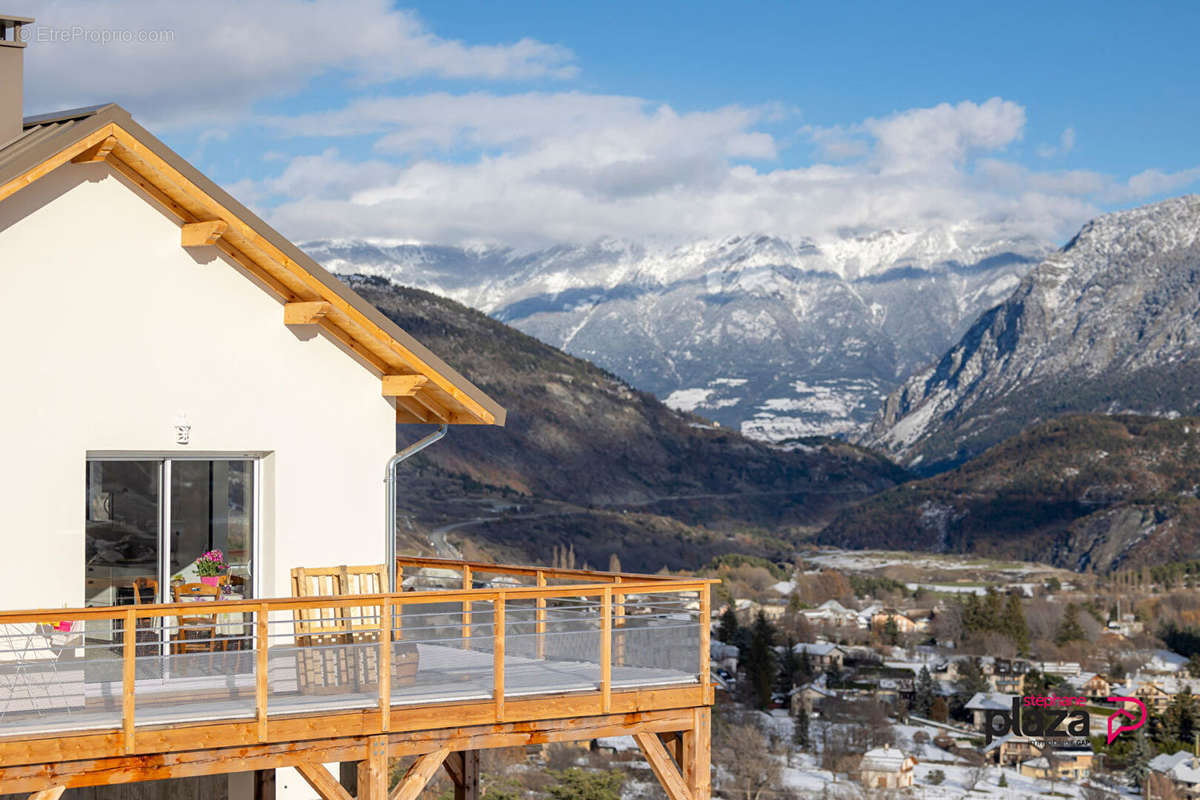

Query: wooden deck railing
<box><xmin>0</xmin><ymin>567</ymin><xmax>714</xmax><ymax>768</ymax></box>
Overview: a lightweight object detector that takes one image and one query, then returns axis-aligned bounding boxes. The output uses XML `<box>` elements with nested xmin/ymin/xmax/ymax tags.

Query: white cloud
<box><xmin>258</xmin><ymin>94</ymin><xmax>1153</xmax><ymax>249</ymax></box>
<box><xmin>19</xmin><ymin>0</ymin><xmax>575</xmax><ymax>127</ymax></box>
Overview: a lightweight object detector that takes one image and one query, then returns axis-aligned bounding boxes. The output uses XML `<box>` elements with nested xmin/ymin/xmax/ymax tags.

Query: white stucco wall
<box><xmin>0</xmin><ymin>162</ymin><xmax>398</xmax><ymax>612</ymax></box>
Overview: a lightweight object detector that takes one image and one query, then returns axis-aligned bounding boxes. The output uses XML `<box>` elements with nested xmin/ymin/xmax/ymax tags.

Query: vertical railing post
<box><xmin>601</xmin><ymin>587</ymin><xmax>612</xmax><ymax>714</ymax></box>
<box><xmin>535</xmin><ymin>570</ymin><xmax>546</xmax><ymax>661</ymax></box>
<box><xmin>614</xmin><ymin>576</ymin><xmax>625</xmax><ymax>667</ymax></box>
<box><xmin>256</xmin><ymin>603</ymin><xmax>269</xmax><ymax>741</ymax></box>
<box><xmin>462</xmin><ymin>565</ymin><xmax>472</xmax><ymax>650</ymax></box>
<box><xmin>699</xmin><ymin>586</ymin><xmax>711</xmax><ymax>701</ymax></box>
<box><xmin>493</xmin><ymin>594</ymin><xmax>505</xmax><ymax>722</ymax></box>
<box><xmin>379</xmin><ymin>597</ymin><xmax>392</xmax><ymax>732</ymax></box>
<box><xmin>122</xmin><ymin>607</ymin><xmax>136</xmax><ymax>754</ymax></box>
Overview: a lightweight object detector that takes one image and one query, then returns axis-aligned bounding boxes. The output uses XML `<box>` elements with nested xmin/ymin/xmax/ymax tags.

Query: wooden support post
<box><xmin>358</xmin><ymin>736</ymin><xmax>388</xmax><ymax>800</ymax></box>
<box><xmin>295</xmin><ymin>763</ymin><xmax>353</xmax><ymax>800</ymax></box>
<box><xmin>682</xmin><ymin>707</ymin><xmax>711</xmax><ymax>800</ymax></box>
<box><xmin>699</xmin><ymin>588</ymin><xmax>711</xmax><ymax>702</ymax></box>
<box><xmin>614</xmin><ymin>578</ymin><xmax>626</xmax><ymax>667</ymax></box>
<box><xmin>379</xmin><ymin>598</ymin><xmax>392</xmax><ymax>731</ymax></box>
<box><xmin>390</xmin><ymin>748</ymin><xmax>450</xmax><ymax>800</ymax></box>
<box><xmin>457</xmin><ymin>751</ymin><xmax>480</xmax><ymax>800</ymax></box>
<box><xmin>493</xmin><ymin>595</ymin><xmax>505</xmax><ymax>722</ymax></box>
<box><xmin>634</xmin><ymin>732</ymin><xmax>692</xmax><ymax>800</ymax></box>
<box><xmin>253</xmin><ymin>769</ymin><xmax>276</xmax><ymax>800</ymax></box>
<box><xmin>601</xmin><ymin>587</ymin><xmax>612</xmax><ymax>714</ymax></box>
<box><xmin>462</xmin><ymin>565</ymin><xmax>472</xmax><ymax>650</ymax></box>
<box><xmin>256</xmin><ymin>603</ymin><xmax>269</xmax><ymax>741</ymax></box>
<box><xmin>122</xmin><ymin>607</ymin><xmax>136</xmax><ymax>754</ymax></box>
<box><xmin>442</xmin><ymin>751</ymin><xmax>480</xmax><ymax>800</ymax></box>
<box><xmin>535</xmin><ymin>570</ymin><xmax>546</xmax><ymax>661</ymax></box>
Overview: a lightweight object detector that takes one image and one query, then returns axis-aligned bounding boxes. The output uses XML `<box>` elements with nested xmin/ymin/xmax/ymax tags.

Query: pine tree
<box><xmin>1126</xmin><ymin>732</ymin><xmax>1151</xmax><ymax>788</ymax></box>
<box><xmin>1056</xmin><ymin>603</ymin><xmax>1086</xmax><ymax>645</ymax></box>
<box><xmin>1003</xmin><ymin>593</ymin><xmax>1030</xmax><ymax>653</ymax></box>
<box><xmin>914</xmin><ymin>666</ymin><xmax>935</xmax><ymax>718</ymax></box>
<box><xmin>930</xmin><ymin>696</ymin><xmax>949</xmax><ymax>723</ymax></box>
<box><xmin>792</xmin><ymin>704</ymin><xmax>810</xmax><ymax>752</ymax></box>
<box><xmin>777</xmin><ymin>637</ymin><xmax>801</xmax><ymax>695</ymax></box>
<box><xmin>956</xmin><ymin>657</ymin><xmax>989</xmax><ymax>698</ymax></box>
<box><xmin>717</xmin><ymin>606</ymin><xmax>739</xmax><ymax>644</ymax></box>
<box><xmin>797</xmin><ymin>649</ymin><xmax>814</xmax><ymax>683</ymax></box>
<box><xmin>746</xmin><ymin>611</ymin><xmax>778</xmax><ymax>710</ymax></box>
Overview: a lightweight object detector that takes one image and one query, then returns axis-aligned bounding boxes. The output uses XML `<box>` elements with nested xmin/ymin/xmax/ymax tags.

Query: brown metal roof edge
<box><xmin>3</xmin><ymin>104</ymin><xmax>506</xmax><ymax>426</ymax></box>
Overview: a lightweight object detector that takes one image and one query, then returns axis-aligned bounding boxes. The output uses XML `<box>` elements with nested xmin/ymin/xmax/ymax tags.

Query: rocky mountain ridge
<box><xmin>867</xmin><ymin>195</ymin><xmax>1200</xmax><ymax>472</ymax></box>
<box><xmin>305</xmin><ymin>226</ymin><xmax>1051</xmax><ymax>441</ymax></box>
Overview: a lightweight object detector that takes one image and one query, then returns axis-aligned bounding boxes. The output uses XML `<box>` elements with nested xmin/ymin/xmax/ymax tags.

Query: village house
<box><xmin>857</xmin><ymin>745</ymin><xmax>917</xmax><ymax>790</ymax></box>
<box><xmin>984</xmin><ymin>657</ymin><xmax>1029</xmax><ymax>694</ymax></box>
<box><xmin>870</xmin><ymin>608</ymin><xmax>918</xmax><ymax>635</ymax></box>
<box><xmin>1147</xmin><ymin>751</ymin><xmax>1200</xmax><ymax>799</ymax></box>
<box><xmin>793</xmin><ymin>641</ymin><xmax>845</xmax><ymax>671</ymax></box>
<box><xmin>1126</xmin><ymin>679</ymin><xmax>1174</xmax><ymax>714</ymax></box>
<box><xmin>1079</xmin><ymin>673</ymin><xmax>1112</xmax><ymax>699</ymax></box>
<box><xmin>1018</xmin><ymin>747</ymin><xmax>1093</xmax><ymax>782</ymax></box>
<box><xmin>982</xmin><ymin>734</ymin><xmax>1042</xmax><ymax>767</ymax></box>
<box><xmin>799</xmin><ymin>599</ymin><xmax>860</xmax><ymax>629</ymax></box>
<box><xmin>0</xmin><ymin>17</ymin><xmax>713</xmax><ymax>800</ymax></box>
<box><xmin>964</xmin><ymin>692</ymin><xmax>1015</xmax><ymax>731</ymax></box>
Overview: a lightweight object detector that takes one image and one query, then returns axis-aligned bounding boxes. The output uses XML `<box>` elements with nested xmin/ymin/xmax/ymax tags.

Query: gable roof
<box><xmin>0</xmin><ymin>104</ymin><xmax>504</xmax><ymax>426</ymax></box>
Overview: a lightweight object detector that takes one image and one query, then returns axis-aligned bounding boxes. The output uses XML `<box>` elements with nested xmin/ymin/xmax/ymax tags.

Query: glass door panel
<box><xmin>169</xmin><ymin>460</ymin><xmax>254</xmax><ymax>598</ymax></box>
<box><xmin>84</xmin><ymin>460</ymin><xmax>160</xmax><ymax>643</ymax></box>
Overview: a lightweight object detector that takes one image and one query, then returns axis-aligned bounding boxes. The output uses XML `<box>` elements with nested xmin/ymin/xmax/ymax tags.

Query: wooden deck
<box><xmin>0</xmin><ymin>557</ymin><xmax>715</xmax><ymax>800</ymax></box>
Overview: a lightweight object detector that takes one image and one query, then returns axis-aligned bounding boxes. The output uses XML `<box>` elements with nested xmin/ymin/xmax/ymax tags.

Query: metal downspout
<box><xmin>386</xmin><ymin>424</ymin><xmax>447</xmax><ymax>592</ymax></box>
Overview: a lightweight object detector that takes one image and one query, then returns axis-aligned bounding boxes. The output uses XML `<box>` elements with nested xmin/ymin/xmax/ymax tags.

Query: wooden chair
<box><xmin>170</xmin><ymin>582</ymin><xmax>226</xmax><ymax>655</ymax></box>
<box><xmin>130</xmin><ymin>578</ymin><xmax>160</xmax><ymax>656</ymax></box>
<box><xmin>290</xmin><ymin>565</ymin><xmax>417</xmax><ymax>694</ymax></box>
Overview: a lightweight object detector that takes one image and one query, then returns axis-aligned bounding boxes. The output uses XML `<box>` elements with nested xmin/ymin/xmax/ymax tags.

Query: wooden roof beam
<box><xmin>382</xmin><ymin>375</ymin><xmax>428</xmax><ymax>397</ymax></box>
<box><xmin>181</xmin><ymin>220</ymin><xmax>228</xmax><ymax>247</ymax></box>
<box><xmin>284</xmin><ymin>301</ymin><xmax>333</xmax><ymax>325</ymax></box>
<box><xmin>71</xmin><ymin>134</ymin><xmax>118</xmax><ymax>164</ymax></box>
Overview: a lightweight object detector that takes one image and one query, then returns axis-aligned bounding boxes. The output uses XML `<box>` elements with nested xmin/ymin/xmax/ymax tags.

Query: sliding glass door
<box><xmin>85</xmin><ymin>457</ymin><xmax>257</xmax><ymax>630</ymax></box>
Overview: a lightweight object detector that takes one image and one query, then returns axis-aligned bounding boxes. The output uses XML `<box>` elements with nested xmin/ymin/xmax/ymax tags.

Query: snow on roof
<box><xmin>771</xmin><ymin>580</ymin><xmax>797</xmax><ymax>595</ymax></box>
<box><xmin>793</xmin><ymin>642</ymin><xmax>841</xmax><ymax>656</ymax></box>
<box><xmin>860</xmin><ymin>746</ymin><xmax>912</xmax><ymax>771</ymax></box>
<box><xmin>965</xmin><ymin>692</ymin><xmax>1014</xmax><ymax>711</ymax></box>
<box><xmin>1150</xmin><ymin>752</ymin><xmax>1200</xmax><ymax>785</ymax></box>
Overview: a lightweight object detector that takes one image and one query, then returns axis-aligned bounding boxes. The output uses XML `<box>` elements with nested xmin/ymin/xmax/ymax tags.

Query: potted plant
<box><xmin>195</xmin><ymin>549</ymin><xmax>228</xmax><ymax>586</ymax></box>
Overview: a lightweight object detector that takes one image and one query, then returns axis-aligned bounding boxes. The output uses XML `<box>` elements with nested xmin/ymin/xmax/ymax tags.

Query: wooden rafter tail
<box><xmin>382</xmin><ymin>375</ymin><xmax>429</xmax><ymax>397</ymax></box>
<box><xmin>390</xmin><ymin>748</ymin><xmax>450</xmax><ymax>800</ymax></box>
<box><xmin>181</xmin><ymin>220</ymin><xmax>228</xmax><ymax>247</ymax></box>
<box><xmin>283</xmin><ymin>301</ymin><xmax>333</xmax><ymax>325</ymax></box>
<box><xmin>633</xmin><ymin>732</ymin><xmax>693</xmax><ymax>800</ymax></box>
<box><xmin>70</xmin><ymin>134</ymin><xmax>118</xmax><ymax>164</ymax></box>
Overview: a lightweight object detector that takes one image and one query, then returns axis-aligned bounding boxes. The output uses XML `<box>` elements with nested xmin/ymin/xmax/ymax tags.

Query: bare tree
<box><xmin>964</xmin><ymin>761</ymin><xmax>989</xmax><ymax>792</ymax></box>
<box><xmin>716</xmin><ymin>720</ymin><xmax>781</xmax><ymax>800</ymax></box>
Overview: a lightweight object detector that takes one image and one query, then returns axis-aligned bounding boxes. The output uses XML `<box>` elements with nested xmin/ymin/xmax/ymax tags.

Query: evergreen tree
<box><xmin>883</xmin><ymin>615</ymin><xmax>900</xmax><ymax>646</ymax></box>
<box><xmin>1161</xmin><ymin>687</ymin><xmax>1198</xmax><ymax>746</ymax></box>
<box><xmin>792</xmin><ymin>704</ymin><xmax>810</xmax><ymax>751</ymax></box>
<box><xmin>914</xmin><ymin>666</ymin><xmax>936</xmax><ymax>718</ymax></box>
<box><xmin>797</xmin><ymin>649</ymin><xmax>814</xmax><ymax>683</ymax></box>
<box><xmin>1126</xmin><ymin>732</ymin><xmax>1152</xmax><ymax>789</ymax></box>
<box><xmin>717</xmin><ymin>606</ymin><xmax>739</xmax><ymax>645</ymax></box>
<box><xmin>956</xmin><ymin>657</ymin><xmax>989</xmax><ymax>698</ymax></box>
<box><xmin>772</xmin><ymin>642</ymin><xmax>801</xmax><ymax>695</ymax></box>
<box><xmin>746</xmin><ymin>611</ymin><xmax>778</xmax><ymax>709</ymax></box>
<box><xmin>1003</xmin><ymin>593</ymin><xmax>1030</xmax><ymax>653</ymax></box>
<box><xmin>1056</xmin><ymin>603</ymin><xmax>1086</xmax><ymax>645</ymax></box>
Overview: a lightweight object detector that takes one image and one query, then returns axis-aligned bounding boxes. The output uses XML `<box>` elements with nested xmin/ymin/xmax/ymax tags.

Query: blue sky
<box><xmin>19</xmin><ymin>0</ymin><xmax>1200</xmax><ymax>248</ymax></box>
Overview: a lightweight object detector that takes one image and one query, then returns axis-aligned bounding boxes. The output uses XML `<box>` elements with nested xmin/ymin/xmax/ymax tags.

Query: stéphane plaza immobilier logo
<box><xmin>984</xmin><ymin>695</ymin><xmax>1147</xmax><ymax>746</ymax></box>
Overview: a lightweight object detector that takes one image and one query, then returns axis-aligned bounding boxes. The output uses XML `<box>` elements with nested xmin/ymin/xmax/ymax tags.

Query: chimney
<box><xmin>0</xmin><ymin>14</ymin><xmax>32</xmax><ymax>144</ymax></box>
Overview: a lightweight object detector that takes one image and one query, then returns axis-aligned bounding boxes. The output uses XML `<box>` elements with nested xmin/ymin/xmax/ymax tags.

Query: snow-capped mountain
<box><xmin>304</xmin><ymin>226</ymin><xmax>1051</xmax><ymax>440</ymax></box>
<box><xmin>868</xmin><ymin>195</ymin><xmax>1200</xmax><ymax>471</ymax></box>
